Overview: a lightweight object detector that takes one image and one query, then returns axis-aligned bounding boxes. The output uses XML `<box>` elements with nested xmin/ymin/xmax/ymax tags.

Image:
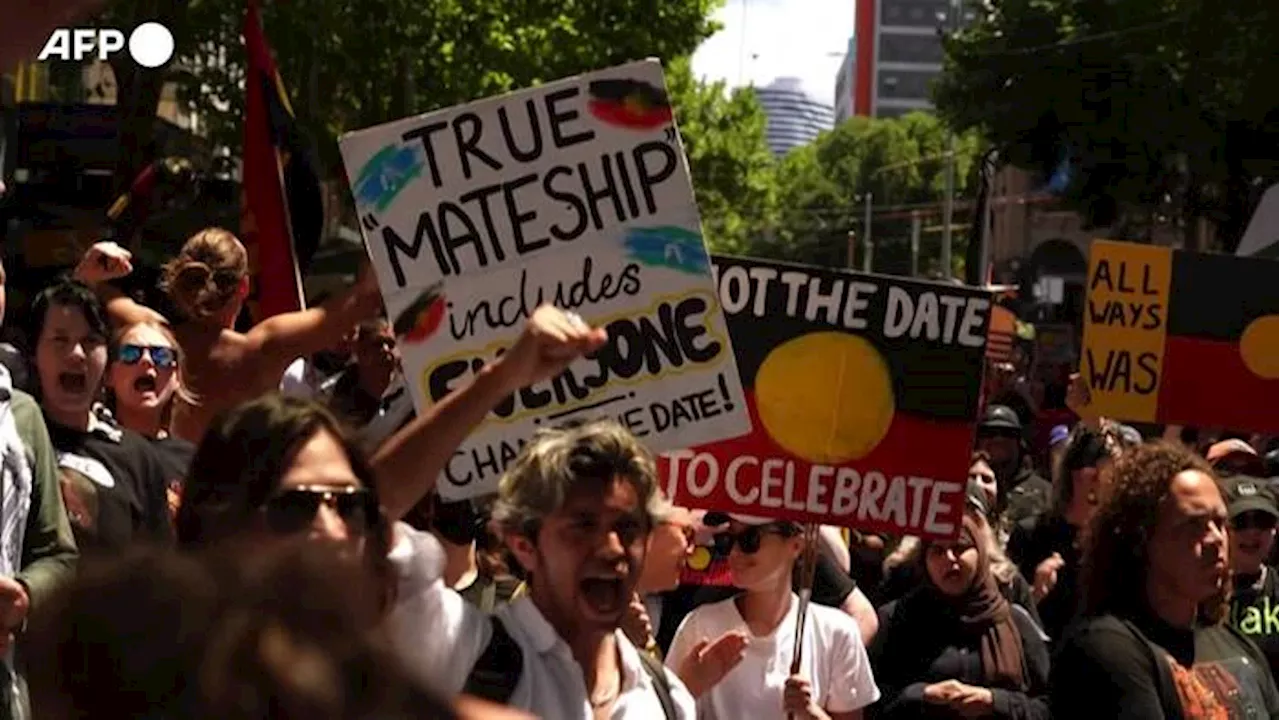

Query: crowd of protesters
<box><xmin>0</xmin><ymin>228</ymin><xmax>1271</xmax><ymax>719</ymax></box>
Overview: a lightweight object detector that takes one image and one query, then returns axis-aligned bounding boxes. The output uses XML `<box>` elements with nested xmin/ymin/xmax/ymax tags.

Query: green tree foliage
<box><xmin>171</xmin><ymin>0</ymin><xmax>721</xmax><ymax>174</ymax></box>
<box><xmin>665</xmin><ymin>57</ymin><xmax>779</xmax><ymax>256</ymax></box>
<box><xmin>933</xmin><ymin>0</ymin><xmax>1277</xmax><ymax>249</ymax></box>
<box><xmin>755</xmin><ymin>112</ymin><xmax>981</xmax><ymax>277</ymax></box>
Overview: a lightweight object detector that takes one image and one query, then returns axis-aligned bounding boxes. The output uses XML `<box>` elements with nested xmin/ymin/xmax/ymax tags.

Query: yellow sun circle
<box><xmin>754</xmin><ymin>332</ymin><xmax>896</xmax><ymax>465</ymax></box>
<box><xmin>686</xmin><ymin>546</ymin><xmax>712</xmax><ymax>572</ymax></box>
<box><xmin>1240</xmin><ymin>315</ymin><xmax>1280</xmax><ymax>380</ymax></box>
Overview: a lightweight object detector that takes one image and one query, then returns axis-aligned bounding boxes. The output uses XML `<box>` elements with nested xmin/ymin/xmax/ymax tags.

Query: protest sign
<box><xmin>659</xmin><ymin>255</ymin><xmax>993</xmax><ymax>540</ymax></box>
<box><xmin>338</xmin><ymin>59</ymin><xmax>750</xmax><ymax>499</ymax></box>
<box><xmin>1082</xmin><ymin>240</ymin><xmax>1278</xmax><ymax>433</ymax></box>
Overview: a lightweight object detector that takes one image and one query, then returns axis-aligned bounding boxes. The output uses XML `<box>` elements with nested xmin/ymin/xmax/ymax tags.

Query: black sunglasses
<box><xmin>1232</xmin><ymin>512</ymin><xmax>1278</xmax><ymax>532</ymax></box>
<box><xmin>978</xmin><ymin>427</ymin><xmax>1021</xmax><ymax>441</ymax></box>
<box><xmin>262</xmin><ymin>485</ymin><xmax>379</xmax><ymax>535</ymax></box>
<box><xmin>712</xmin><ymin>524</ymin><xmax>795</xmax><ymax>556</ymax></box>
<box><xmin>118</xmin><ymin>344</ymin><xmax>178</xmax><ymax>368</ymax></box>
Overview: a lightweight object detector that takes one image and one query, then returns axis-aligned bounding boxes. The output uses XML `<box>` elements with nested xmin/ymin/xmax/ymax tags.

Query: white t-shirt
<box><xmin>384</xmin><ymin>523</ymin><xmax>697</xmax><ymax>719</ymax></box>
<box><xmin>666</xmin><ymin>593</ymin><xmax>879</xmax><ymax>720</ymax></box>
<box><xmin>279</xmin><ymin>358</ymin><xmax>315</xmax><ymax>399</ymax></box>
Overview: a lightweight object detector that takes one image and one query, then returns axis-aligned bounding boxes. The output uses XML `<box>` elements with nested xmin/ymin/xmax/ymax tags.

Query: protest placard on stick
<box><xmin>1081</xmin><ymin>240</ymin><xmax>1278</xmax><ymax>433</ymax></box>
<box><xmin>660</xmin><ymin>255</ymin><xmax>994</xmax><ymax>540</ymax></box>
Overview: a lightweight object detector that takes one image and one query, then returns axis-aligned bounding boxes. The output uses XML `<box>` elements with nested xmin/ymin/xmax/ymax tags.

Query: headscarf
<box><xmin>922</xmin><ymin>513</ymin><xmax>1027</xmax><ymax>690</ymax></box>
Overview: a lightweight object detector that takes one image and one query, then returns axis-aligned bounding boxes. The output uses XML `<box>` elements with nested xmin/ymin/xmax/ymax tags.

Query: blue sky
<box><xmin>691</xmin><ymin>0</ymin><xmax>855</xmax><ymax>106</ymax></box>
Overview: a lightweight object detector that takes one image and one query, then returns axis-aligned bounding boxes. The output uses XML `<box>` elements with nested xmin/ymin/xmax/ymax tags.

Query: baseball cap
<box><xmin>1221</xmin><ymin>475</ymin><xmax>1278</xmax><ymax>520</ymax></box>
<box><xmin>979</xmin><ymin>405</ymin><xmax>1021</xmax><ymax>432</ymax></box>
<box><xmin>1048</xmin><ymin>424</ymin><xmax>1070</xmax><ymax>447</ymax></box>
<box><xmin>1116</xmin><ymin>424</ymin><xmax>1143</xmax><ymax>447</ymax></box>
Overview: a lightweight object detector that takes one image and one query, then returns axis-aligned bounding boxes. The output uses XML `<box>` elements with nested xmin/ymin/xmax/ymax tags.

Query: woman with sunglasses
<box><xmin>106</xmin><ymin>321</ymin><xmax>195</xmax><ymax>519</ymax></box>
<box><xmin>72</xmin><ymin>232</ymin><xmax>383</xmax><ymax>446</ymax></box>
<box><xmin>29</xmin><ymin>281</ymin><xmax>173</xmax><ymax>552</ymax></box>
<box><xmin>174</xmin><ymin>305</ymin><xmax>604</xmax><ymax>710</ymax></box>
<box><xmin>866</xmin><ymin>506</ymin><xmax>1050</xmax><ymax>720</ymax></box>
<box><xmin>667</xmin><ymin>513</ymin><xmax>879</xmax><ymax>720</ymax></box>
<box><xmin>176</xmin><ymin>393</ymin><xmax>396</xmax><ymax>603</ymax></box>
<box><xmin>1222</xmin><ymin>474</ymin><xmax>1279</xmax><ymax>677</ymax></box>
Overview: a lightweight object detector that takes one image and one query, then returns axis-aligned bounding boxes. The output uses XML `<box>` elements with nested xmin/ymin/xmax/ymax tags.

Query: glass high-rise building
<box><xmin>756</xmin><ymin>77</ymin><xmax>835</xmax><ymax>157</ymax></box>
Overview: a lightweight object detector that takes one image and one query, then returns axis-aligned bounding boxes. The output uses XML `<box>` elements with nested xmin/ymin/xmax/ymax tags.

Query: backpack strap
<box><xmin>479</xmin><ymin>580</ymin><xmax>498</xmax><ymax>615</ymax></box>
<box><xmin>463</xmin><ymin>616</ymin><xmax>523</xmax><ymax>705</ymax></box>
<box><xmin>635</xmin><ymin>644</ymin><xmax>677</xmax><ymax>720</ymax></box>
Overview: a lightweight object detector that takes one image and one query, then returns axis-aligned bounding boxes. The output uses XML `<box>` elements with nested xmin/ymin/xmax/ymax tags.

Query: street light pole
<box><xmin>976</xmin><ymin>148</ymin><xmax>999</xmax><ymax>284</ymax></box>
<box><xmin>862</xmin><ymin>192</ymin><xmax>873</xmax><ymax>272</ymax></box>
<box><xmin>941</xmin><ymin>134</ymin><xmax>955</xmax><ymax>278</ymax></box>
<box><xmin>939</xmin><ymin>0</ymin><xmax>960</xmax><ymax>279</ymax></box>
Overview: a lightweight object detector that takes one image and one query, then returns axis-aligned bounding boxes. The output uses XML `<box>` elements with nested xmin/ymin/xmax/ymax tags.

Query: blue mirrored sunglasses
<box><xmin>118</xmin><ymin>344</ymin><xmax>178</xmax><ymax>368</ymax></box>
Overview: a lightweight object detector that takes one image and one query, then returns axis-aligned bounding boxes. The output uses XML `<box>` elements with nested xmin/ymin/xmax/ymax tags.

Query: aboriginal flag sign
<box><xmin>659</xmin><ymin>255</ymin><xmax>993</xmax><ymax>540</ymax></box>
<box><xmin>1082</xmin><ymin>240</ymin><xmax>1278</xmax><ymax>434</ymax></box>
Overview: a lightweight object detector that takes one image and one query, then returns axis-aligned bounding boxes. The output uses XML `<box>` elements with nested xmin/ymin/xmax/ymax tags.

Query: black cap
<box><xmin>1266</xmin><ymin>449</ymin><xmax>1278</xmax><ymax>477</ymax></box>
<box><xmin>1221</xmin><ymin>475</ymin><xmax>1279</xmax><ymax>520</ymax></box>
<box><xmin>979</xmin><ymin>405</ymin><xmax>1021</xmax><ymax>432</ymax></box>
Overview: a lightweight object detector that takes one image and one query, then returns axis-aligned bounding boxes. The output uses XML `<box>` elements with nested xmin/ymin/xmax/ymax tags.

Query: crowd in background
<box><xmin>0</xmin><ymin>228</ymin><xmax>1270</xmax><ymax>719</ymax></box>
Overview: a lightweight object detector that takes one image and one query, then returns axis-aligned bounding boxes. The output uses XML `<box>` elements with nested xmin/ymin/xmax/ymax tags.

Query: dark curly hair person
<box><xmin>1050</xmin><ymin>442</ymin><xmax>1278</xmax><ymax>719</ymax></box>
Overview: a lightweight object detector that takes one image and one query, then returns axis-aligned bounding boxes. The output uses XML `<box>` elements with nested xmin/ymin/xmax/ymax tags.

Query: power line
<box><xmin>777</xmin><ymin>193</ymin><xmax>1057</xmax><ymax>216</ymax></box>
<box><xmin>962</xmin><ymin>4</ymin><xmax>1280</xmax><ymax>59</ymax></box>
<box><xmin>957</xmin><ymin>13</ymin><xmax>1187</xmax><ymax>58</ymax></box>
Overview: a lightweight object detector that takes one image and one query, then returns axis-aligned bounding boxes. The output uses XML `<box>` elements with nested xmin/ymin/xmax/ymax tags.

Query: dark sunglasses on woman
<box><xmin>118</xmin><ymin>344</ymin><xmax>178</xmax><ymax>369</ymax></box>
<box><xmin>1232</xmin><ymin>511</ymin><xmax>1279</xmax><ymax>532</ymax></box>
<box><xmin>262</xmin><ymin>485</ymin><xmax>379</xmax><ymax>535</ymax></box>
<box><xmin>713</xmin><ymin>523</ymin><xmax>797</xmax><ymax>556</ymax></box>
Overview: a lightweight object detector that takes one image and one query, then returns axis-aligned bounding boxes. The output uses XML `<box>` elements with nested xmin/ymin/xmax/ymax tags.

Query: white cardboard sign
<box><xmin>338</xmin><ymin>59</ymin><xmax>750</xmax><ymax>499</ymax></box>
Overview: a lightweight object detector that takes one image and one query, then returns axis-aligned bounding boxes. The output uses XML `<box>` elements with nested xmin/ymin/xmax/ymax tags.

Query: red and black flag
<box><xmin>659</xmin><ymin>255</ymin><xmax>992</xmax><ymax>540</ymax></box>
<box><xmin>105</xmin><ymin>157</ymin><xmax>194</xmax><ymax>237</ymax></box>
<box><xmin>242</xmin><ymin>0</ymin><xmax>323</xmax><ymax>320</ymax></box>
<box><xmin>1082</xmin><ymin>240</ymin><xmax>1278</xmax><ymax>434</ymax></box>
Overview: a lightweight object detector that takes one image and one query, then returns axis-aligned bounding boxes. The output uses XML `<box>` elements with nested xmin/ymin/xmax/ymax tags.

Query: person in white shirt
<box><xmin>667</xmin><ymin>513</ymin><xmax>879</xmax><ymax>720</ymax></box>
<box><xmin>279</xmin><ymin>357</ymin><xmax>315</xmax><ymax>399</ymax></box>
<box><xmin>387</xmin><ymin>419</ymin><xmax>696</xmax><ymax>719</ymax></box>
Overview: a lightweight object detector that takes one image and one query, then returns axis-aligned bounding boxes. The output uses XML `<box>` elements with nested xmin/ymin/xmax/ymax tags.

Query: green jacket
<box><xmin>11</xmin><ymin>390</ymin><xmax>77</xmax><ymax>608</ymax></box>
<box><xmin>6</xmin><ymin>389</ymin><xmax>78</xmax><ymax>720</ymax></box>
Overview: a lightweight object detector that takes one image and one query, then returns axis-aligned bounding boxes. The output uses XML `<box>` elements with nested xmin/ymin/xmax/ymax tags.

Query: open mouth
<box><xmin>579</xmin><ymin>576</ymin><xmax>626</xmax><ymax>614</ymax></box>
<box><xmin>57</xmin><ymin>372</ymin><xmax>87</xmax><ymax>395</ymax></box>
<box><xmin>133</xmin><ymin>375</ymin><xmax>157</xmax><ymax>393</ymax></box>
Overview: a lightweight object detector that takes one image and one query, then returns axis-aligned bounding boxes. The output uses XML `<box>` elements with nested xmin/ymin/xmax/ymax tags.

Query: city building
<box><xmin>843</xmin><ymin>0</ymin><xmax>972</xmax><ymax>118</ymax></box>
<box><xmin>756</xmin><ymin>77</ymin><xmax>835</xmax><ymax>157</ymax></box>
<box><xmin>834</xmin><ymin>38</ymin><xmax>857</xmax><ymax>123</ymax></box>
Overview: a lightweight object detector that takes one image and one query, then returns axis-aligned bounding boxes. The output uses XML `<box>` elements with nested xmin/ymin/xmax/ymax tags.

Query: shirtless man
<box><xmin>73</xmin><ymin>230</ymin><xmax>383</xmax><ymax>444</ymax></box>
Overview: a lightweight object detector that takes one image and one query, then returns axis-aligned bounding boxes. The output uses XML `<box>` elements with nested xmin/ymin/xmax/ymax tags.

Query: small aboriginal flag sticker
<box><xmin>393</xmin><ymin>281</ymin><xmax>447</xmax><ymax>345</ymax></box>
<box><xmin>587</xmin><ymin>78</ymin><xmax>673</xmax><ymax>130</ymax></box>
